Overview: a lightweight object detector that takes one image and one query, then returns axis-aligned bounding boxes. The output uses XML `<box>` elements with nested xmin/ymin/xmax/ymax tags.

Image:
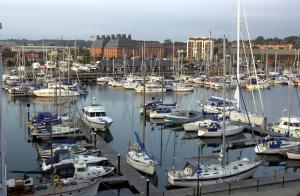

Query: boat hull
<box><xmin>198</xmin><ymin>125</ymin><xmax>244</xmax><ymax>137</ymax></box>
<box><xmin>127</xmin><ymin>154</ymin><xmax>155</xmax><ymax>175</ymax></box>
<box><xmin>229</xmin><ymin>112</ymin><xmax>266</xmax><ymax>127</ymax></box>
<box><xmin>167</xmin><ymin>162</ymin><xmax>260</xmax><ymax>187</ymax></box>
<box><xmin>286</xmin><ymin>151</ymin><xmax>300</xmax><ymax>160</ymax></box>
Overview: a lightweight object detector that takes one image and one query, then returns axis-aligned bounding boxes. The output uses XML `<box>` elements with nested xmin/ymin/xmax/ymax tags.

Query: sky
<box><xmin>0</xmin><ymin>0</ymin><xmax>299</xmax><ymax>42</ymax></box>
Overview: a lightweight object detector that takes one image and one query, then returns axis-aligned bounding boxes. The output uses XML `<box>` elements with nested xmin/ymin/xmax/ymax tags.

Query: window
<box><xmin>90</xmin><ymin>112</ymin><xmax>96</xmax><ymax>117</ymax></box>
<box><xmin>95</xmin><ymin>112</ymin><xmax>101</xmax><ymax>117</ymax></box>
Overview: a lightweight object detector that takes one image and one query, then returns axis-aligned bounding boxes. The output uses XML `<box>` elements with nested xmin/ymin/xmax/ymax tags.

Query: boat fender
<box><xmin>54</xmin><ymin>175</ymin><xmax>60</xmax><ymax>181</ymax></box>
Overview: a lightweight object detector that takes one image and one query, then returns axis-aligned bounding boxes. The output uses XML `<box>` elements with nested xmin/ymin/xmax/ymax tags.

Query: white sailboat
<box><xmin>127</xmin><ymin>135</ymin><xmax>158</xmax><ymax>175</ymax></box>
<box><xmin>127</xmin><ymin>56</ymin><xmax>158</xmax><ymax>175</ymax></box>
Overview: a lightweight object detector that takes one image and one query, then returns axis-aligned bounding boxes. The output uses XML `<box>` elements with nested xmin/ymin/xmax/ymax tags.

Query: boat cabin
<box><xmin>82</xmin><ymin>104</ymin><xmax>107</xmax><ymax>117</ymax></box>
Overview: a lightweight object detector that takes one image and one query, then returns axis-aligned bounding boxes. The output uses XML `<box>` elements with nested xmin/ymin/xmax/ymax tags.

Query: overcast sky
<box><xmin>0</xmin><ymin>0</ymin><xmax>299</xmax><ymax>41</ymax></box>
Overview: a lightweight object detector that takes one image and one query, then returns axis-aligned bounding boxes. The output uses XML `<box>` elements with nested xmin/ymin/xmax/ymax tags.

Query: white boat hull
<box><xmin>198</xmin><ymin>125</ymin><xmax>244</xmax><ymax>137</ymax></box>
<box><xmin>255</xmin><ymin>142</ymin><xmax>300</xmax><ymax>155</ymax></box>
<box><xmin>229</xmin><ymin>111</ymin><xmax>266</xmax><ymax>127</ymax></box>
<box><xmin>168</xmin><ymin>160</ymin><xmax>260</xmax><ymax>187</ymax></box>
<box><xmin>286</xmin><ymin>151</ymin><xmax>300</xmax><ymax>160</ymax></box>
<box><xmin>33</xmin><ymin>89</ymin><xmax>80</xmax><ymax>97</ymax></box>
<box><xmin>37</xmin><ymin>179</ymin><xmax>100</xmax><ymax>196</ymax></box>
<box><xmin>127</xmin><ymin>154</ymin><xmax>155</xmax><ymax>175</ymax></box>
<box><xmin>183</xmin><ymin>120</ymin><xmax>213</xmax><ymax>132</ymax></box>
<box><xmin>81</xmin><ymin>116</ymin><xmax>112</xmax><ymax>131</ymax></box>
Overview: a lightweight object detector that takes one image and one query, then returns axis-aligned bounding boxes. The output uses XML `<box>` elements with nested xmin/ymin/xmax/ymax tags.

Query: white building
<box><xmin>186</xmin><ymin>37</ymin><xmax>214</xmax><ymax>61</ymax></box>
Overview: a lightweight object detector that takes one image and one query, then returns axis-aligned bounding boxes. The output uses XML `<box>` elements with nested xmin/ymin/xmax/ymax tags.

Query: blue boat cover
<box><xmin>134</xmin><ymin>132</ymin><xmax>155</xmax><ymax>161</ymax></box>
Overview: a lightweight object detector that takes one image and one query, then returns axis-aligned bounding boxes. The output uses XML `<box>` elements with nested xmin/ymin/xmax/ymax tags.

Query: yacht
<box><xmin>80</xmin><ymin>97</ymin><xmax>114</xmax><ymax>131</ymax></box>
<box><xmin>41</xmin><ymin>149</ymin><xmax>108</xmax><ymax>171</ymax></box>
<box><xmin>33</xmin><ymin>88</ymin><xmax>80</xmax><ymax>97</ymax></box>
<box><xmin>53</xmin><ymin>162</ymin><xmax>114</xmax><ymax>179</ymax></box>
<box><xmin>272</xmin><ymin>117</ymin><xmax>300</xmax><ymax>138</ymax></box>
<box><xmin>7</xmin><ymin>175</ymin><xmax>100</xmax><ymax>196</ymax></box>
<box><xmin>167</xmin><ymin>158</ymin><xmax>261</xmax><ymax>187</ymax></box>
<box><xmin>255</xmin><ymin>137</ymin><xmax>300</xmax><ymax>155</ymax></box>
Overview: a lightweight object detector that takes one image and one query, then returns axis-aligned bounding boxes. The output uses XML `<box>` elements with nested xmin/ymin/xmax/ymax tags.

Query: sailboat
<box><xmin>127</xmin><ymin>52</ymin><xmax>158</xmax><ymax>175</ymax></box>
<box><xmin>168</xmin><ymin>11</ymin><xmax>261</xmax><ymax>186</ymax></box>
<box><xmin>127</xmin><ymin>132</ymin><xmax>158</xmax><ymax>175</ymax></box>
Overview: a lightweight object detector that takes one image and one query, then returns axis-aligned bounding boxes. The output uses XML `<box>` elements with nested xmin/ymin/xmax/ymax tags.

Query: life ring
<box><xmin>54</xmin><ymin>175</ymin><xmax>60</xmax><ymax>181</ymax></box>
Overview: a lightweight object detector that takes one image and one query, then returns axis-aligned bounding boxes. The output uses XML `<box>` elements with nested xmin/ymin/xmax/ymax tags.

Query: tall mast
<box><xmin>235</xmin><ymin>0</ymin><xmax>241</xmax><ymax>109</ymax></box>
<box><xmin>142</xmin><ymin>45</ymin><xmax>146</xmax><ymax>145</ymax></box>
<box><xmin>222</xmin><ymin>36</ymin><xmax>226</xmax><ymax>166</ymax></box>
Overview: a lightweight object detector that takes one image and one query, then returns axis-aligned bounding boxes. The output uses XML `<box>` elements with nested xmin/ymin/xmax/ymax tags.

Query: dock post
<box><xmin>228</xmin><ymin>183</ymin><xmax>231</xmax><ymax>195</ymax></box>
<box><xmin>282</xmin><ymin>176</ymin><xmax>285</xmax><ymax>188</ymax></box>
<box><xmin>257</xmin><ymin>179</ymin><xmax>259</xmax><ymax>191</ymax></box>
<box><xmin>94</xmin><ymin>132</ymin><xmax>96</xmax><ymax>147</ymax></box>
<box><xmin>117</xmin><ymin>154</ymin><xmax>120</xmax><ymax>175</ymax></box>
<box><xmin>146</xmin><ymin>179</ymin><xmax>149</xmax><ymax>196</ymax></box>
<box><xmin>26</xmin><ymin>103</ymin><xmax>30</xmax><ymax>122</ymax></box>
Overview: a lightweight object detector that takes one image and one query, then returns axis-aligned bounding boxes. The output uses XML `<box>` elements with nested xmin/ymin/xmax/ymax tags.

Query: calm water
<box><xmin>3</xmin><ymin>85</ymin><xmax>300</xmax><ymax>193</ymax></box>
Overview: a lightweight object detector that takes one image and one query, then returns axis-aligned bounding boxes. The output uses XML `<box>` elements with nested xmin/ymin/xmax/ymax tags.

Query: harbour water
<box><xmin>3</xmin><ymin>84</ymin><xmax>300</xmax><ymax>193</ymax></box>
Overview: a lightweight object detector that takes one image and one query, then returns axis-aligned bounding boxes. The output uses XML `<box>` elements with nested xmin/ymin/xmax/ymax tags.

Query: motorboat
<box><xmin>53</xmin><ymin>162</ymin><xmax>114</xmax><ymax>179</ymax></box>
<box><xmin>255</xmin><ymin>136</ymin><xmax>300</xmax><ymax>155</ymax></box>
<box><xmin>41</xmin><ymin>149</ymin><xmax>108</xmax><ymax>171</ymax></box>
<box><xmin>164</xmin><ymin>109</ymin><xmax>202</xmax><ymax>125</ymax></box>
<box><xmin>80</xmin><ymin>97</ymin><xmax>114</xmax><ymax>131</ymax></box>
<box><xmin>272</xmin><ymin>117</ymin><xmax>300</xmax><ymax>138</ymax></box>
<box><xmin>7</xmin><ymin>175</ymin><xmax>100</xmax><ymax>196</ymax></box>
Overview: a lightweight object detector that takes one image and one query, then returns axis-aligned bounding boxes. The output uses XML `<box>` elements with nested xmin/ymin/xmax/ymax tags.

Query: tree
<box><xmin>255</xmin><ymin>36</ymin><xmax>265</xmax><ymax>43</ymax></box>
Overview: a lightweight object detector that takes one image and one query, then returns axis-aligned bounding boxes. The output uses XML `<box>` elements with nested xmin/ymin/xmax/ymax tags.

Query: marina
<box><xmin>1</xmin><ymin>0</ymin><xmax>300</xmax><ymax>195</ymax></box>
<box><xmin>2</xmin><ymin>81</ymin><xmax>300</xmax><ymax>195</ymax></box>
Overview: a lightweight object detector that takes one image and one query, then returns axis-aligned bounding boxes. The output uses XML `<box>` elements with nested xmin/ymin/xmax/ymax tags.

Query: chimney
<box><xmin>106</xmin><ymin>35</ymin><xmax>110</xmax><ymax>39</ymax></box>
<box><xmin>117</xmin><ymin>34</ymin><xmax>121</xmax><ymax>39</ymax></box>
<box><xmin>101</xmin><ymin>35</ymin><xmax>105</xmax><ymax>39</ymax></box>
<box><xmin>111</xmin><ymin>34</ymin><xmax>115</xmax><ymax>39</ymax></box>
<box><xmin>96</xmin><ymin>35</ymin><xmax>100</xmax><ymax>39</ymax></box>
<box><xmin>122</xmin><ymin>34</ymin><xmax>126</xmax><ymax>39</ymax></box>
<box><xmin>128</xmin><ymin>34</ymin><xmax>131</xmax><ymax>39</ymax></box>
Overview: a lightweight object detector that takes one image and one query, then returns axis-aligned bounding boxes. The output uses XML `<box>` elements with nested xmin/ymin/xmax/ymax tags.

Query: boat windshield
<box><xmin>89</xmin><ymin>112</ymin><xmax>106</xmax><ymax>117</ymax></box>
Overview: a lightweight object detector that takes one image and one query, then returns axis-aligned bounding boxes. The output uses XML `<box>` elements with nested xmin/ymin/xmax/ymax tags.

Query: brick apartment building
<box><xmin>90</xmin><ymin>34</ymin><xmax>185</xmax><ymax>59</ymax></box>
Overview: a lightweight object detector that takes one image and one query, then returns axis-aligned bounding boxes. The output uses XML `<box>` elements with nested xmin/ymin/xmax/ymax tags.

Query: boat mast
<box><xmin>222</xmin><ymin>36</ymin><xmax>227</xmax><ymax>166</ymax></box>
<box><xmin>288</xmin><ymin>67</ymin><xmax>291</xmax><ymax>134</ymax></box>
<box><xmin>1</xmin><ymin>47</ymin><xmax>7</xmax><ymax>196</ymax></box>
<box><xmin>142</xmin><ymin>44</ymin><xmax>146</xmax><ymax>144</ymax></box>
<box><xmin>235</xmin><ymin>0</ymin><xmax>241</xmax><ymax>110</ymax></box>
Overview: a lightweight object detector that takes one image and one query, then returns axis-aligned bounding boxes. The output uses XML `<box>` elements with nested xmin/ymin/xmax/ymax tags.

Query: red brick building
<box><xmin>90</xmin><ymin>34</ymin><xmax>137</xmax><ymax>59</ymax></box>
<box><xmin>90</xmin><ymin>34</ymin><xmax>179</xmax><ymax>59</ymax></box>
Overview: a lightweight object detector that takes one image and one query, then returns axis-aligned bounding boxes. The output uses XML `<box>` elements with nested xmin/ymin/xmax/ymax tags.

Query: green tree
<box><xmin>255</xmin><ymin>36</ymin><xmax>265</xmax><ymax>43</ymax></box>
